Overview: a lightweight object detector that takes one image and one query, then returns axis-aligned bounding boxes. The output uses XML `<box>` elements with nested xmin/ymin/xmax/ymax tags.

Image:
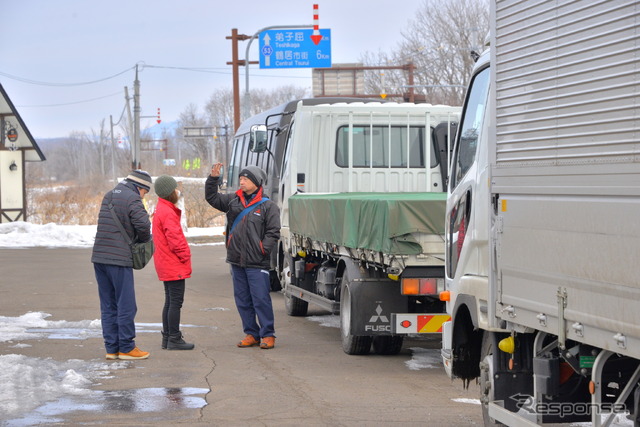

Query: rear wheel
<box><xmin>340</xmin><ymin>271</ymin><xmax>372</xmax><ymax>355</ymax></box>
<box><xmin>282</xmin><ymin>255</ymin><xmax>308</xmax><ymax>316</ymax></box>
<box><xmin>372</xmin><ymin>335</ymin><xmax>404</xmax><ymax>355</ymax></box>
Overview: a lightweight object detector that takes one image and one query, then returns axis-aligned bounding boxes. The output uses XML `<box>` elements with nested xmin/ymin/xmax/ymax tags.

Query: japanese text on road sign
<box><xmin>259</xmin><ymin>29</ymin><xmax>331</xmax><ymax>69</ymax></box>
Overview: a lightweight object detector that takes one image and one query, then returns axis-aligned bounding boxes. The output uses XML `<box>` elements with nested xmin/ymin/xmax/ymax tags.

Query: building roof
<box><xmin>0</xmin><ymin>83</ymin><xmax>45</xmax><ymax>161</ymax></box>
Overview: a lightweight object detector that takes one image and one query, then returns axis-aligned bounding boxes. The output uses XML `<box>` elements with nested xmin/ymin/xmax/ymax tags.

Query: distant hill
<box><xmin>141</xmin><ymin>120</ymin><xmax>179</xmax><ymax>139</ymax></box>
<box><xmin>34</xmin><ymin>137</ymin><xmax>70</xmax><ymax>151</ymax></box>
<box><xmin>33</xmin><ymin>120</ymin><xmax>180</xmax><ymax>145</ymax></box>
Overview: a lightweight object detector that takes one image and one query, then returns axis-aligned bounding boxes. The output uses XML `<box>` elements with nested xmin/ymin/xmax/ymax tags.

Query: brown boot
<box><xmin>237</xmin><ymin>335</ymin><xmax>260</xmax><ymax>347</ymax></box>
<box><xmin>118</xmin><ymin>347</ymin><xmax>150</xmax><ymax>360</ymax></box>
<box><xmin>260</xmin><ymin>336</ymin><xmax>275</xmax><ymax>349</ymax></box>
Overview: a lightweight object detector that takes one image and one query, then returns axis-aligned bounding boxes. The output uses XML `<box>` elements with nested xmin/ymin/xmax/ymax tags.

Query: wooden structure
<box><xmin>0</xmin><ymin>83</ymin><xmax>46</xmax><ymax>222</ymax></box>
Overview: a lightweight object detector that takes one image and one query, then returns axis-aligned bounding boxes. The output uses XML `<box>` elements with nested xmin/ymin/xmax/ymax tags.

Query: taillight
<box><xmin>401</xmin><ymin>278</ymin><xmax>442</xmax><ymax>295</ymax></box>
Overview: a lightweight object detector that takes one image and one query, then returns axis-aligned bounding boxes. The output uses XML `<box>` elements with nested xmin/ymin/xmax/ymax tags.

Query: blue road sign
<box><xmin>259</xmin><ymin>29</ymin><xmax>331</xmax><ymax>69</ymax></box>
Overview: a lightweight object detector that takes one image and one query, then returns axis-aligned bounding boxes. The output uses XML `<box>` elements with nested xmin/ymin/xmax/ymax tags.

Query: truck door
<box><xmin>279</xmin><ymin>118</ymin><xmax>297</xmax><ymax>228</ymax></box>
<box><xmin>446</xmin><ymin>66</ymin><xmax>490</xmax><ymax>281</ymax></box>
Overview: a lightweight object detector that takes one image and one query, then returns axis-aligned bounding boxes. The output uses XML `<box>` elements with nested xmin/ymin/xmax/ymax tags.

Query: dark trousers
<box><xmin>230</xmin><ymin>265</ymin><xmax>275</xmax><ymax>339</ymax></box>
<box><xmin>94</xmin><ymin>263</ymin><xmax>137</xmax><ymax>354</ymax></box>
<box><xmin>163</xmin><ymin>279</ymin><xmax>185</xmax><ymax>336</ymax></box>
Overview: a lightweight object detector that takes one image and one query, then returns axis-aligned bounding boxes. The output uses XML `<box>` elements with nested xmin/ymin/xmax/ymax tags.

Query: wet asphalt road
<box><xmin>0</xmin><ymin>244</ymin><xmax>483</xmax><ymax>426</ymax></box>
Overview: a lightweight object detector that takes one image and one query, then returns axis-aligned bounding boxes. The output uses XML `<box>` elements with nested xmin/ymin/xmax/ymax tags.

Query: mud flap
<box><xmin>346</xmin><ymin>279</ymin><xmax>408</xmax><ymax>336</ymax></box>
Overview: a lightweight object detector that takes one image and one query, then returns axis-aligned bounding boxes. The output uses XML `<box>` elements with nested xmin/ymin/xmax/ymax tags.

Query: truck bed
<box><xmin>491</xmin><ymin>0</ymin><xmax>640</xmax><ymax>358</ymax></box>
<box><xmin>288</xmin><ymin>192</ymin><xmax>446</xmax><ymax>256</ymax></box>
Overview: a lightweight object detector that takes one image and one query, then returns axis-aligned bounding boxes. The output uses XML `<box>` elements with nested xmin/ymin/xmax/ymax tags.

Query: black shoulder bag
<box><xmin>107</xmin><ymin>195</ymin><xmax>154</xmax><ymax>270</ymax></box>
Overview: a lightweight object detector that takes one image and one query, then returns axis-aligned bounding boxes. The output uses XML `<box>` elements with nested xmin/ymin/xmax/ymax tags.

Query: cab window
<box><xmin>449</xmin><ymin>67</ymin><xmax>490</xmax><ymax>190</ymax></box>
<box><xmin>227</xmin><ymin>135</ymin><xmax>245</xmax><ymax>188</ymax></box>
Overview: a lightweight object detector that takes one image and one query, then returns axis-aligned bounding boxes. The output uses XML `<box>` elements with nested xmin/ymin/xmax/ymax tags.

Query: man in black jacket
<box><xmin>92</xmin><ymin>170</ymin><xmax>152</xmax><ymax>360</ymax></box>
<box><xmin>205</xmin><ymin>164</ymin><xmax>280</xmax><ymax>349</ymax></box>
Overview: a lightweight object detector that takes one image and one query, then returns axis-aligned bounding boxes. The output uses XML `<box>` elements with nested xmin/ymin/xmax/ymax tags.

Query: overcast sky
<box><xmin>0</xmin><ymin>0</ymin><xmax>420</xmax><ymax>138</ymax></box>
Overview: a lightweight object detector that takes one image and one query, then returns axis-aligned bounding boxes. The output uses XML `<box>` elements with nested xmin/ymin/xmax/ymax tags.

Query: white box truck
<box><xmin>229</xmin><ymin>99</ymin><xmax>460</xmax><ymax>354</ymax></box>
<box><xmin>442</xmin><ymin>1</ymin><xmax>640</xmax><ymax>425</ymax></box>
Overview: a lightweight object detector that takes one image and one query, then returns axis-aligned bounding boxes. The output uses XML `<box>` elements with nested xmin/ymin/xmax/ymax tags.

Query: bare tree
<box><xmin>176</xmin><ymin>103</ymin><xmax>210</xmax><ymax>170</ymax></box>
<box><xmin>204</xmin><ymin>88</ymin><xmax>235</xmax><ymax>129</ymax></box>
<box><xmin>203</xmin><ymin>88</ymin><xmax>234</xmax><ymax>165</ymax></box>
<box><xmin>91</xmin><ymin>119</ymin><xmax>108</xmax><ymax>178</ymax></box>
<box><xmin>248</xmin><ymin>85</ymin><xmax>310</xmax><ymax>114</ymax></box>
<box><xmin>362</xmin><ymin>0</ymin><xmax>489</xmax><ymax>105</ymax></box>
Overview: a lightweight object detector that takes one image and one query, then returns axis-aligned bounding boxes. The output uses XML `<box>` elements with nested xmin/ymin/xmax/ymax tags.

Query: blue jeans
<box><xmin>230</xmin><ymin>265</ymin><xmax>275</xmax><ymax>339</ymax></box>
<box><xmin>94</xmin><ymin>263</ymin><xmax>138</xmax><ymax>353</ymax></box>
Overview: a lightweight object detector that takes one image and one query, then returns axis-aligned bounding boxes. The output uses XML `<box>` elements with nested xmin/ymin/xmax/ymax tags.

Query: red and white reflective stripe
<box><xmin>313</xmin><ymin>4</ymin><xmax>320</xmax><ymax>36</ymax></box>
<box><xmin>393</xmin><ymin>314</ymin><xmax>451</xmax><ymax>334</ymax></box>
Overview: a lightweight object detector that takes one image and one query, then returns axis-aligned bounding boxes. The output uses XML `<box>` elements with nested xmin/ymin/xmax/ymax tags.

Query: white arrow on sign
<box><xmin>263</xmin><ymin>33</ymin><xmax>271</xmax><ymax>67</ymax></box>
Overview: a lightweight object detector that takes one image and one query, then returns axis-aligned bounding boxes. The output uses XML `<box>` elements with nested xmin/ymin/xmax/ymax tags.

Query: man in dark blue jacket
<box><xmin>92</xmin><ymin>170</ymin><xmax>152</xmax><ymax>360</ymax></box>
<box><xmin>205</xmin><ymin>164</ymin><xmax>280</xmax><ymax>349</ymax></box>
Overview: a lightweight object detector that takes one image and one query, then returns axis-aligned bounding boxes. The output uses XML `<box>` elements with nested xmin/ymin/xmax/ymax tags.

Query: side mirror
<box><xmin>249</xmin><ymin>125</ymin><xmax>268</xmax><ymax>153</ymax></box>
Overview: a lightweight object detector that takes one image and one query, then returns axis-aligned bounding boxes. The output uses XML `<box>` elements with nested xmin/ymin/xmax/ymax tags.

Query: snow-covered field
<box><xmin>0</xmin><ymin>221</ymin><xmax>224</xmax><ymax>248</ymax></box>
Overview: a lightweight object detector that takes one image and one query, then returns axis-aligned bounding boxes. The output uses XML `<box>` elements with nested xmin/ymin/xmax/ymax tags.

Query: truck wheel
<box><xmin>372</xmin><ymin>335</ymin><xmax>404</xmax><ymax>355</ymax></box>
<box><xmin>480</xmin><ymin>332</ymin><xmax>503</xmax><ymax>426</ymax></box>
<box><xmin>340</xmin><ymin>273</ymin><xmax>372</xmax><ymax>355</ymax></box>
<box><xmin>282</xmin><ymin>255</ymin><xmax>308</xmax><ymax>316</ymax></box>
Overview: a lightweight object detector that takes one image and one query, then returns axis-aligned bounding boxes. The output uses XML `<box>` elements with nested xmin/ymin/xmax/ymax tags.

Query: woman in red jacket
<box><xmin>152</xmin><ymin>175</ymin><xmax>194</xmax><ymax>350</ymax></box>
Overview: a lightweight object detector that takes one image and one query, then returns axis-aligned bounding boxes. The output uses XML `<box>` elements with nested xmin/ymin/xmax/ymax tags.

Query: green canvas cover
<box><xmin>288</xmin><ymin>192</ymin><xmax>446</xmax><ymax>255</ymax></box>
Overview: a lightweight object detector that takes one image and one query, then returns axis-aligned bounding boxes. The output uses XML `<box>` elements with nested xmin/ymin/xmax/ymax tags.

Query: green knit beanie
<box><xmin>154</xmin><ymin>175</ymin><xmax>177</xmax><ymax>199</ymax></box>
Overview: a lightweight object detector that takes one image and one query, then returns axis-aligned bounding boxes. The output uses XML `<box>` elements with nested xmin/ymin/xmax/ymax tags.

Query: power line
<box><xmin>0</xmin><ymin>63</ymin><xmax>309</xmax><ymax>92</ymax></box>
<box><xmin>143</xmin><ymin>63</ymin><xmax>310</xmax><ymax>79</ymax></box>
<box><xmin>16</xmin><ymin>90</ymin><xmax>123</xmax><ymax>108</ymax></box>
<box><xmin>7</xmin><ymin>62</ymin><xmax>312</xmax><ymax>110</ymax></box>
<box><xmin>142</xmin><ymin>64</ymin><xmax>230</xmax><ymax>74</ymax></box>
<box><xmin>0</xmin><ymin>66</ymin><xmax>135</xmax><ymax>86</ymax></box>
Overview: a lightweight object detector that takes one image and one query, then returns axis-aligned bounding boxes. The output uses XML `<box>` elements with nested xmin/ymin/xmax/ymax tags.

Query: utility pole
<box><xmin>133</xmin><ymin>64</ymin><xmax>141</xmax><ymax>169</ymax></box>
<box><xmin>124</xmin><ymin>86</ymin><xmax>134</xmax><ymax>167</ymax></box>
<box><xmin>110</xmin><ymin>115</ymin><xmax>117</xmax><ymax>183</ymax></box>
<box><xmin>99</xmin><ymin>126</ymin><xmax>105</xmax><ymax>177</ymax></box>
<box><xmin>226</xmin><ymin>29</ymin><xmax>255</xmax><ymax>132</ymax></box>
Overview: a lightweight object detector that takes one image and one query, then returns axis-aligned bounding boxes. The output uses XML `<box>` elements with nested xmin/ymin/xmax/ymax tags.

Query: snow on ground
<box><xmin>306</xmin><ymin>314</ymin><xmax>442</xmax><ymax>370</ymax></box>
<box><xmin>0</xmin><ymin>312</ymin><xmax>208</xmax><ymax>422</ymax></box>
<box><xmin>0</xmin><ymin>221</ymin><xmax>223</xmax><ymax>420</ymax></box>
<box><xmin>0</xmin><ymin>221</ymin><xmax>224</xmax><ymax>248</ymax></box>
<box><xmin>0</xmin><ymin>354</ymin><xmax>129</xmax><ymax>419</ymax></box>
<box><xmin>0</xmin><ymin>312</ymin><xmax>130</xmax><ymax>419</ymax></box>
<box><xmin>404</xmin><ymin>347</ymin><xmax>442</xmax><ymax>370</ymax></box>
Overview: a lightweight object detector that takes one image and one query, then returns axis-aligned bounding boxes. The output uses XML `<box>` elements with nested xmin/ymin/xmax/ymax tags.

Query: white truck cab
<box><xmin>443</xmin><ymin>2</ymin><xmax>640</xmax><ymax>425</ymax></box>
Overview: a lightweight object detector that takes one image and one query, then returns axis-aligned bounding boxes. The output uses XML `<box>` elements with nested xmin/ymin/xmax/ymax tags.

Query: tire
<box><xmin>340</xmin><ymin>271</ymin><xmax>372</xmax><ymax>355</ymax></box>
<box><xmin>269</xmin><ymin>270</ymin><xmax>281</xmax><ymax>292</ymax></box>
<box><xmin>282</xmin><ymin>255</ymin><xmax>308</xmax><ymax>316</ymax></box>
<box><xmin>372</xmin><ymin>335</ymin><xmax>404</xmax><ymax>355</ymax></box>
<box><xmin>480</xmin><ymin>332</ymin><xmax>503</xmax><ymax>426</ymax></box>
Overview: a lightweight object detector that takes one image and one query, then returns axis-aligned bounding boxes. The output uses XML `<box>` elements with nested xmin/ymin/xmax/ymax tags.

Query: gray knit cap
<box><xmin>239</xmin><ymin>165</ymin><xmax>266</xmax><ymax>187</ymax></box>
<box><xmin>125</xmin><ymin>170</ymin><xmax>152</xmax><ymax>191</ymax></box>
<box><xmin>154</xmin><ymin>175</ymin><xmax>177</xmax><ymax>199</ymax></box>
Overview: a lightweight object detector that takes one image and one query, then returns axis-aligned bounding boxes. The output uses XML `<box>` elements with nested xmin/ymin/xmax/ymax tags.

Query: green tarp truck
<box><xmin>245</xmin><ymin>101</ymin><xmax>460</xmax><ymax>355</ymax></box>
